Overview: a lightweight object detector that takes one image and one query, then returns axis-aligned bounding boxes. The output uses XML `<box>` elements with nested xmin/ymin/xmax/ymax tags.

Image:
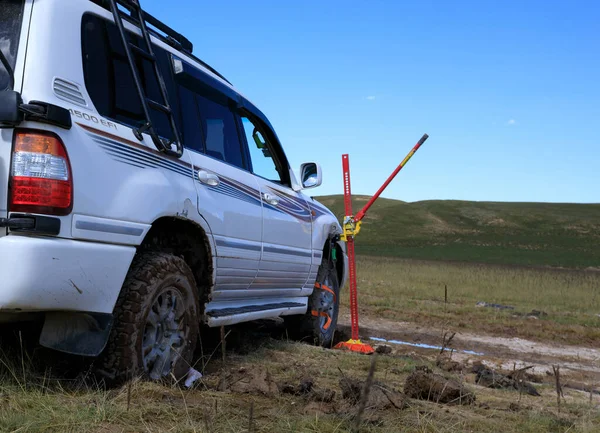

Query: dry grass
<box><xmin>0</xmin><ymin>338</ymin><xmax>598</xmax><ymax>433</ymax></box>
<box><xmin>0</xmin><ymin>258</ymin><xmax>599</xmax><ymax>432</ymax></box>
<box><xmin>348</xmin><ymin>256</ymin><xmax>600</xmax><ymax>345</ymax></box>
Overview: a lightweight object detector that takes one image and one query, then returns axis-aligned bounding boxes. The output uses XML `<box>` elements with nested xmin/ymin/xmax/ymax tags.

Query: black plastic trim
<box><xmin>0</xmin><ymin>90</ymin><xmax>23</xmax><ymax>127</ymax></box>
<box><xmin>7</xmin><ymin>214</ymin><xmax>61</xmax><ymax>236</ymax></box>
<box><xmin>21</xmin><ymin>101</ymin><xmax>72</xmax><ymax>129</ymax></box>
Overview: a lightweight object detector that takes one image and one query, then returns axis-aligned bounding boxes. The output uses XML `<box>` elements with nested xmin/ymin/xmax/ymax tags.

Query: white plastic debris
<box><xmin>184</xmin><ymin>368</ymin><xmax>203</xmax><ymax>388</ymax></box>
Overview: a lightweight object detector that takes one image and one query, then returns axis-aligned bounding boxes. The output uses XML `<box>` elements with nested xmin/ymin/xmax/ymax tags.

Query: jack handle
<box><xmin>354</xmin><ymin>133</ymin><xmax>429</xmax><ymax>222</ymax></box>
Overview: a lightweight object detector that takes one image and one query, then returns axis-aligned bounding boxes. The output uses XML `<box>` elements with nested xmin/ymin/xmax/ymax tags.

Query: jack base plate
<box><xmin>334</xmin><ymin>339</ymin><xmax>375</xmax><ymax>354</ymax></box>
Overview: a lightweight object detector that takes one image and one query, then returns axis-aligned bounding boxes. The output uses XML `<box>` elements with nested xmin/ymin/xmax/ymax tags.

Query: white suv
<box><xmin>0</xmin><ymin>0</ymin><xmax>347</xmax><ymax>381</ymax></box>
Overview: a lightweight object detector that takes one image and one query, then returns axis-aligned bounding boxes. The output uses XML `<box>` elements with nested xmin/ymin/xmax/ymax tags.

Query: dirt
<box><xmin>403</xmin><ymin>366</ymin><xmax>475</xmax><ymax>405</ymax></box>
<box><xmin>339</xmin><ymin>313</ymin><xmax>600</xmax><ymax>392</ymax></box>
<box><xmin>472</xmin><ymin>363</ymin><xmax>540</xmax><ymax>396</ymax></box>
<box><xmin>280</xmin><ymin>378</ymin><xmax>336</xmax><ymax>403</ymax></box>
<box><xmin>216</xmin><ymin>366</ymin><xmax>279</xmax><ymax>396</ymax></box>
<box><xmin>339</xmin><ymin>377</ymin><xmax>407</xmax><ymax>410</ymax></box>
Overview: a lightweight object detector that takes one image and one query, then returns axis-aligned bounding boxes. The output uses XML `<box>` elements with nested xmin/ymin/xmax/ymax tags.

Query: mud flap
<box><xmin>39</xmin><ymin>312</ymin><xmax>113</xmax><ymax>356</ymax></box>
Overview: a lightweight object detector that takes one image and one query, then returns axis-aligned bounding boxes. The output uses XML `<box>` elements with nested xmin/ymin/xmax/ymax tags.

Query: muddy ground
<box><xmin>0</xmin><ymin>312</ymin><xmax>598</xmax><ymax>432</ymax></box>
<box><xmin>338</xmin><ymin>313</ymin><xmax>600</xmax><ymax>395</ymax></box>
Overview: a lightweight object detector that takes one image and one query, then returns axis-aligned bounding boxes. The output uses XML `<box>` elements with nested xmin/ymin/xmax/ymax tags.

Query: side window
<box><xmin>81</xmin><ymin>14</ymin><xmax>173</xmax><ymax>138</ymax></box>
<box><xmin>177</xmin><ymin>86</ymin><xmax>204</xmax><ymax>153</ymax></box>
<box><xmin>195</xmin><ymin>94</ymin><xmax>245</xmax><ymax>169</ymax></box>
<box><xmin>240</xmin><ymin>115</ymin><xmax>289</xmax><ymax>186</ymax></box>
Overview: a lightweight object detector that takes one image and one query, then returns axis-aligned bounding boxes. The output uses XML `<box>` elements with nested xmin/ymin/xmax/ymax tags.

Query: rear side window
<box><xmin>177</xmin><ymin>86</ymin><xmax>204</xmax><ymax>153</ymax></box>
<box><xmin>195</xmin><ymin>94</ymin><xmax>246</xmax><ymax>169</ymax></box>
<box><xmin>81</xmin><ymin>14</ymin><xmax>173</xmax><ymax>138</ymax></box>
<box><xmin>0</xmin><ymin>0</ymin><xmax>25</xmax><ymax>90</ymax></box>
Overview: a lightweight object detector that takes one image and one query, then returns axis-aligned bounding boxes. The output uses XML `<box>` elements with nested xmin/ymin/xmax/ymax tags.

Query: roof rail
<box><xmin>89</xmin><ymin>0</ymin><xmax>233</xmax><ymax>85</ymax></box>
<box><xmin>92</xmin><ymin>0</ymin><xmax>192</xmax><ymax>52</ymax></box>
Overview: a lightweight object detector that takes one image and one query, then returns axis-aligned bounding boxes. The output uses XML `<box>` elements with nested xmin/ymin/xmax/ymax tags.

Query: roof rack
<box><xmin>91</xmin><ymin>0</ymin><xmax>232</xmax><ymax>85</ymax></box>
<box><xmin>92</xmin><ymin>0</ymin><xmax>192</xmax><ymax>51</ymax></box>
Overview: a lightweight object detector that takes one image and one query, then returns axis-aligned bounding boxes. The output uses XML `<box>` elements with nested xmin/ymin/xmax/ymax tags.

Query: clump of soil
<box><xmin>404</xmin><ymin>366</ymin><xmax>475</xmax><ymax>405</ymax></box>
<box><xmin>472</xmin><ymin>363</ymin><xmax>540</xmax><ymax>396</ymax></box>
<box><xmin>280</xmin><ymin>378</ymin><xmax>336</xmax><ymax>403</ymax></box>
<box><xmin>339</xmin><ymin>377</ymin><xmax>407</xmax><ymax>410</ymax></box>
<box><xmin>375</xmin><ymin>345</ymin><xmax>393</xmax><ymax>355</ymax></box>
<box><xmin>436</xmin><ymin>354</ymin><xmax>465</xmax><ymax>372</ymax></box>
<box><xmin>217</xmin><ymin>366</ymin><xmax>278</xmax><ymax>396</ymax></box>
<box><xmin>280</xmin><ymin>378</ymin><xmax>314</xmax><ymax>395</ymax></box>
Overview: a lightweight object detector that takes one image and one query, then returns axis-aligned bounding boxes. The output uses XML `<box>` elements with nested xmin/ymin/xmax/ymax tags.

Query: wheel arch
<box><xmin>139</xmin><ymin>216</ymin><xmax>214</xmax><ymax>308</ymax></box>
<box><xmin>321</xmin><ymin>236</ymin><xmax>346</xmax><ymax>290</ymax></box>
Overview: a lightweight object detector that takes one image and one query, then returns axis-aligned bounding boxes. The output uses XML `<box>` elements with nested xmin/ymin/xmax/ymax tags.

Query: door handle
<box><xmin>197</xmin><ymin>170</ymin><xmax>220</xmax><ymax>186</ymax></box>
<box><xmin>262</xmin><ymin>192</ymin><xmax>279</xmax><ymax>206</ymax></box>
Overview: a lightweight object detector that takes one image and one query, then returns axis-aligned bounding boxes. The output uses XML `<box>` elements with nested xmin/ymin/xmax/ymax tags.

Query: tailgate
<box><xmin>0</xmin><ymin>0</ymin><xmax>31</xmax><ymax>225</ymax></box>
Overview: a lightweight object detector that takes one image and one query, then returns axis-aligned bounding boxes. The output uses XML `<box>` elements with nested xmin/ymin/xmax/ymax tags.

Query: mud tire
<box><xmin>97</xmin><ymin>252</ymin><xmax>200</xmax><ymax>384</ymax></box>
<box><xmin>286</xmin><ymin>258</ymin><xmax>340</xmax><ymax>348</ymax></box>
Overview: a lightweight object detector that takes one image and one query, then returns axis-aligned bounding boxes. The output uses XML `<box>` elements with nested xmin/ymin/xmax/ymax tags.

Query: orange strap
<box><xmin>314</xmin><ymin>283</ymin><xmax>336</xmax><ymax>302</ymax></box>
<box><xmin>311</xmin><ymin>310</ymin><xmax>332</xmax><ymax>330</ymax></box>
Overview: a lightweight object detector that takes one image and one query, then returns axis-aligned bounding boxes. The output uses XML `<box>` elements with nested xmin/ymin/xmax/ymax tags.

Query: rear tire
<box><xmin>287</xmin><ymin>257</ymin><xmax>340</xmax><ymax>348</ymax></box>
<box><xmin>97</xmin><ymin>252</ymin><xmax>200</xmax><ymax>384</ymax></box>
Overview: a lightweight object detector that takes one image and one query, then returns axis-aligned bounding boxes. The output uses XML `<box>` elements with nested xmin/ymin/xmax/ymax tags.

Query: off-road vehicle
<box><xmin>0</xmin><ymin>0</ymin><xmax>347</xmax><ymax>381</ymax></box>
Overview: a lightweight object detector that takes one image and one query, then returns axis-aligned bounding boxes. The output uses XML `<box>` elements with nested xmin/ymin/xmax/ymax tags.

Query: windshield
<box><xmin>0</xmin><ymin>0</ymin><xmax>25</xmax><ymax>90</ymax></box>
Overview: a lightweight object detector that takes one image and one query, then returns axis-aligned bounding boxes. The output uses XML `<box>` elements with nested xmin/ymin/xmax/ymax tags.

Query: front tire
<box><xmin>287</xmin><ymin>257</ymin><xmax>340</xmax><ymax>348</ymax></box>
<box><xmin>98</xmin><ymin>252</ymin><xmax>200</xmax><ymax>384</ymax></box>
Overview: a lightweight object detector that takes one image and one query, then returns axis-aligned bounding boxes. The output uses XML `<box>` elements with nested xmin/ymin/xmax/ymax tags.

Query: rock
<box><xmin>375</xmin><ymin>345</ymin><xmax>393</xmax><ymax>355</ymax></box>
<box><xmin>339</xmin><ymin>377</ymin><xmax>407</xmax><ymax>410</ymax></box>
<box><xmin>404</xmin><ymin>367</ymin><xmax>475</xmax><ymax>405</ymax></box>
<box><xmin>217</xmin><ymin>366</ymin><xmax>278</xmax><ymax>396</ymax></box>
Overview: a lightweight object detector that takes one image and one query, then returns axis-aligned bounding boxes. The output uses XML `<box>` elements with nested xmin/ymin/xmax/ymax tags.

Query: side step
<box><xmin>205</xmin><ymin>301</ymin><xmax>306</xmax><ymax>327</ymax></box>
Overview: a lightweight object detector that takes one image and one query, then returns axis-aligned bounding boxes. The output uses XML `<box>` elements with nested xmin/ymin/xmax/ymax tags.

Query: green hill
<box><xmin>313</xmin><ymin>195</ymin><xmax>600</xmax><ymax>269</ymax></box>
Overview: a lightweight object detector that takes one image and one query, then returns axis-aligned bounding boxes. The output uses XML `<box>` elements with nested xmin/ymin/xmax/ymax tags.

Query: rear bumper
<box><xmin>0</xmin><ymin>235</ymin><xmax>135</xmax><ymax>315</ymax></box>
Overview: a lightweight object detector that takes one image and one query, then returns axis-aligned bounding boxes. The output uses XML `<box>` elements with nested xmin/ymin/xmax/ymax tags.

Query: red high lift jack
<box><xmin>334</xmin><ymin>134</ymin><xmax>430</xmax><ymax>354</ymax></box>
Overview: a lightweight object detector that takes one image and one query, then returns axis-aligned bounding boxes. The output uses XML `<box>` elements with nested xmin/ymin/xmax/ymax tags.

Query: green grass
<box><xmin>345</xmin><ymin>255</ymin><xmax>600</xmax><ymax>345</ymax></box>
<box><xmin>314</xmin><ymin>195</ymin><xmax>600</xmax><ymax>268</ymax></box>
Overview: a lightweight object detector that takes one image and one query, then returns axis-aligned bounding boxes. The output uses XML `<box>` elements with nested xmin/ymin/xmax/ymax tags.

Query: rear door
<box><xmin>238</xmin><ymin>113</ymin><xmax>313</xmax><ymax>293</ymax></box>
<box><xmin>0</xmin><ymin>0</ymin><xmax>31</xmax><ymax>224</ymax></box>
<box><xmin>180</xmin><ymin>86</ymin><xmax>263</xmax><ymax>296</ymax></box>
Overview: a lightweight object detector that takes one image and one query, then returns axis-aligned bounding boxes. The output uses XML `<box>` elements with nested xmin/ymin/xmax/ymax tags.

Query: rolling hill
<box><xmin>312</xmin><ymin>195</ymin><xmax>600</xmax><ymax>269</ymax></box>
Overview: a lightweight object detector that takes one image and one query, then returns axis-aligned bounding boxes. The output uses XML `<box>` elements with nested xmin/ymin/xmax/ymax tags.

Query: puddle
<box><xmin>369</xmin><ymin>336</ymin><xmax>484</xmax><ymax>356</ymax></box>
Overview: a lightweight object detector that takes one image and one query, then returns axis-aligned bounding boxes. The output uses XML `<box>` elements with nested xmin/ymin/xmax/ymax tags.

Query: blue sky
<box><xmin>144</xmin><ymin>0</ymin><xmax>599</xmax><ymax>203</ymax></box>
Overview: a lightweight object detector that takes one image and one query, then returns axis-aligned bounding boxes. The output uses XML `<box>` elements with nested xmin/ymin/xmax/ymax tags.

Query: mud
<box><xmin>339</xmin><ymin>377</ymin><xmax>407</xmax><ymax>410</ymax></box>
<box><xmin>403</xmin><ymin>366</ymin><xmax>475</xmax><ymax>405</ymax></box>
<box><xmin>217</xmin><ymin>366</ymin><xmax>278</xmax><ymax>396</ymax></box>
<box><xmin>339</xmin><ymin>314</ymin><xmax>600</xmax><ymax>390</ymax></box>
<box><xmin>472</xmin><ymin>363</ymin><xmax>540</xmax><ymax>396</ymax></box>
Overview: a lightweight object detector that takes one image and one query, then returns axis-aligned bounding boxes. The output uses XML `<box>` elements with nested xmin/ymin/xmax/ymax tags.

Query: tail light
<box><xmin>9</xmin><ymin>130</ymin><xmax>73</xmax><ymax>216</ymax></box>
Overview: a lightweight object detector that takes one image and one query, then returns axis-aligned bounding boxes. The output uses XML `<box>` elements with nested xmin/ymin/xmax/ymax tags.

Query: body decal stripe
<box><xmin>79</xmin><ymin>123</ymin><xmax>319</xmax><ymax>223</ymax></box>
<box><xmin>215</xmin><ymin>238</ymin><xmax>262</xmax><ymax>251</ymax></box>
<box><xmin>263</xmin><ymin>246</ymin><xmax>312</xmax><ymax>258</ymax></box>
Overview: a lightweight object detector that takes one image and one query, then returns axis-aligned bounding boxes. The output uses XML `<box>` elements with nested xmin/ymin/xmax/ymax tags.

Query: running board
<box><xmin>205</xmin><ymin>301</ymin><xmax>306</xmax><ymax>327</ymax></box>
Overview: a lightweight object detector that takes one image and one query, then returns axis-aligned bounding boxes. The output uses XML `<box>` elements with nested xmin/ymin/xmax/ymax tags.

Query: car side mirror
<box><xmin>300</xmin><ymin>162</ymin><xmax>322</xmax><ymax>189</ymax></box>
